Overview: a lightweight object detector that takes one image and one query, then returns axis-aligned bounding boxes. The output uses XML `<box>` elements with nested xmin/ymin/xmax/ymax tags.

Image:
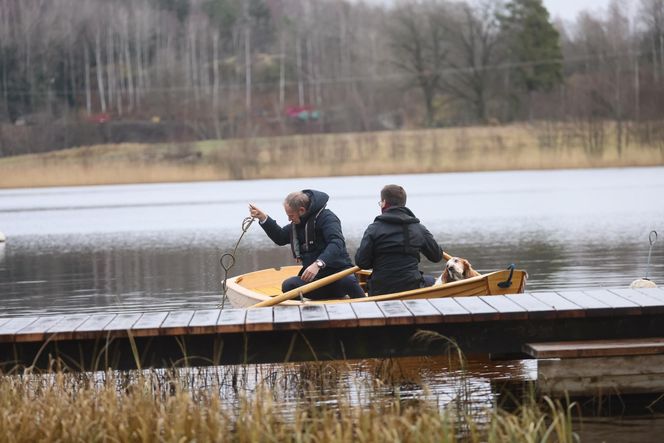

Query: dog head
<box><xmin>440</xmin><ymin>257</ymin><xmax>474</xmax><ymax>283</ymax></box>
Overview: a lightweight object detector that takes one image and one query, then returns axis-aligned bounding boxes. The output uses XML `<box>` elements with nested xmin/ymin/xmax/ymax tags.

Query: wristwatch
<box><xmin>315</xmin><ymin>259</ymin><xmax>325</xmax><ymax>268</ymax></box>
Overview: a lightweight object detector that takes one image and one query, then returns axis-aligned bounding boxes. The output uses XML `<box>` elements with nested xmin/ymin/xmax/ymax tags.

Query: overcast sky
<box><xmin>542</xmin><ymin>0</ymin><xmax>632</xmax><ymax>22</ymax></box>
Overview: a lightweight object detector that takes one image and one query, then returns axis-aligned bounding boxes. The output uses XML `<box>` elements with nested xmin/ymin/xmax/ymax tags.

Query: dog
<box><xmin>435</xmin><ymin>257</ymin><xmax>478</xmax><ymax>284</ymax></box>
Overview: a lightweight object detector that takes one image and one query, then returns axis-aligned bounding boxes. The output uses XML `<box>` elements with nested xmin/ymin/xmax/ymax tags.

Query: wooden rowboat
<box><xmin>225</xmin><ymin>265</ymin><xmax>527</xmax><ymax>308</ymax></box>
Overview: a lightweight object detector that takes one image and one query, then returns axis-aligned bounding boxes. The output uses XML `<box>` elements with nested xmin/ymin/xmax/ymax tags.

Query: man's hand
<box><xmin>301</xmin><ymin>261</ymin><xmax>321</xmax><ymax>282</ymax></box>
<box><xmin>248</xmin><ymin>203</ymin><xmax>267</xmax><ymax>223</ymax></box>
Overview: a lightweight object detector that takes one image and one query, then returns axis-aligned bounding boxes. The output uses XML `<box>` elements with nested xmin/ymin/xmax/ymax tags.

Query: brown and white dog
<box><xmin>435</xmin><ymin>257</ymin><xmax>479</xmax><ymax>284</ymax></box>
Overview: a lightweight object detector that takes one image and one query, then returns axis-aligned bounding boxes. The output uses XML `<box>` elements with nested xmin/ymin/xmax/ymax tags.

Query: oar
<box><xmin>442</xmin><ymin>251</ymin><xmax>481</xmax><ymax>277</ymax></box>
<box><xmin>251</xmin><ymin>266</ymin><xmax>361</xmax><ymax>308</ymax></box>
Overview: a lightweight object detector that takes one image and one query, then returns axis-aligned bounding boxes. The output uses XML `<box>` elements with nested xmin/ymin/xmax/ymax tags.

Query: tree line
<box><xmin>0</xmin><ymin>0</ymin><xmax>663</xmax><ymax>156</ymax></box>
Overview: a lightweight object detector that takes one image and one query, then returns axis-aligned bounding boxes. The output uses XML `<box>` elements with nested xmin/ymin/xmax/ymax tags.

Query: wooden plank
<box><xmin>104</xmin><ymin>313</ymin><xmax>142</xmax><ymax>333</ymax></box>
<box><xmin>217</xmin><ymin>309</ymin><xmax>246</xmax><ymax>333</ymax></box>
<box><xmin>160</xmin><ymin>310</ymin><xmax>196</xmax><ymax>335</ymax></box>
<box><xmin>131</xmin><ymin>312</ymin><xmax>168</xmax><ymax>337</ymax></box>
<box><xmin>539</xmin><ymin>354</ymin><xmax>664</xmax><ymax>377</ymax></box>
<box><xmin>47</xmin><ymin>314</ymin><xmax>91</xmax><ymax>339</ymax></box>
<box><xmin>505</xmin><ymin>294</ymin><xmax>557</xmax><ymax>319</ymax></box>
<box><xmin>351</xmin><ymin>302</ymin><xmax>386</xmax><ymax>327</ymax></box>
<box><xmin>529</xmin><ymin>292</ymin><xmax>585</xmax><ymax>318</ymax></box>
<box><xmin>524</xmin><ymin>337</ymin><xmax>664</xmax><ymax>359</ymax></box>
<box><xmin>300</xmin><ymin>305</ymin><xmax>330</xmax><ymax>328</ymax></box>
<box><xmin>555</xmin><ymin>291</ymin><xmax>613</xmax><ymax>317</ymax></box>
<box><xmin>428</xmin><ymin>298</ymin><xmax>472</xmax><ymax>322</ymax></box>
<box><xmin>452</xmin><ymin>297</ymin><xmax>499</xmax><ymax>321</ymax></box>
<box><xmin>479</xmin><ymin>295</ymin><xmax>528</xmax><ymax>320</ymax></box>
<box><xmin>324</xmin><ymin>304</ymin><xmax>358</xmax><ymax>328</ymax></box>
<box><xmin>0</xmin><ymin>317</ymin><xmax>39</xmax><ymax>342</ymax></box>
<box><xmin>634</xmin><ymin>287</ymin><xmax>664</xmax><ymax>303</ymax></box>
<box><xmin>244</xmin><ymin>307</ymin><xmax>274</xmax><ymax>332</ymax></box>
<box><xmin>537</xmin><ymin>355</ymin><xmax>664</xmax><ymax>396</ymax></box>
<box><xmin>14</xmin><ymin>316</ymin><xmax>64</xmax><ymax>342</ymax></box>
<box><xmin>583</xmin><ymin>289</ymin><xmax>641</xmax><ymax>315</ymax></box>
<box><xmin>376</xmin><ymin>301</ymin><xmax>415</xmax><ymax>325</ymax></box>
<box><xmin>402</xmin><ymin>300</ymin><xmax>444</xmax><ymax>324</ymax></box>
<box><xmin>273</xmin><ymin>306</ymin><xmax>301</xmax><ymax>330</ymax></box>
<box><xmin>74</xmin><ymin>314</ymin><xmax>117</xmax><ymax>339</ymax></box>
<box><xmin>608</xmin><ymin>288</ymin><xmax>664</xmax><ymax>313</ymax></box>
<box><xmin>188</xmin><ymin>309</ymin><xmax>222</xmax><ymax>334</ymax></box>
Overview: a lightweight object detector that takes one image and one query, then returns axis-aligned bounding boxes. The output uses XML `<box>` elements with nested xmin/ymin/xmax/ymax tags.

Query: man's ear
<box><xmin>298</xmin><ymin>207</ymin><xmax>307</xmax><ymax>216</ymax></box>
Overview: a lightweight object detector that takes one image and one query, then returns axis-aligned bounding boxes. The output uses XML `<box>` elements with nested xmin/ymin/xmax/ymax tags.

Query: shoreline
<box><xmin>1</xmin><ymin>123</ymin><xmax>662</xmax><ymax>189</ymax></box>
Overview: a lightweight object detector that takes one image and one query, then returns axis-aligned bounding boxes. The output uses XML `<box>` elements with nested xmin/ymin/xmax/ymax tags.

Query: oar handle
<box><xmin>251</xmin><ymin>266</ymin><xmax>361</xmax><ymax>308</ymax></box>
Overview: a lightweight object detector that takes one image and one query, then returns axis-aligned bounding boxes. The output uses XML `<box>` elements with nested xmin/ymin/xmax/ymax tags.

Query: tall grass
<box><xmin>0</xmin><ymin>359</ymin><xmax>578</xmax><ymax>442</ymax></box>
<box><xmin>1</xmin><ymin>122</ymin><xmax>662</xmax><ymax>188</ymax></box>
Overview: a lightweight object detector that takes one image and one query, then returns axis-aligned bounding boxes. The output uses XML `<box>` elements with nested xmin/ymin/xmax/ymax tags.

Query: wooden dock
<box><xmin>2</xmin><ymin>287</ymin><xmax>664</xmax><ymax>371</ymax></box>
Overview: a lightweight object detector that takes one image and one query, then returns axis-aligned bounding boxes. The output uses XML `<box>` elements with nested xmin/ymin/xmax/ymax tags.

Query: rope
<box><xmin>219</xmin><ymin>216</ymin><xmax>256</xmax><ymax>309</ymax></box>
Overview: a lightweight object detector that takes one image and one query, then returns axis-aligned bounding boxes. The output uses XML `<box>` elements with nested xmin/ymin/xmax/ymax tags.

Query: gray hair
<box><xmin>284</xmin><ymin>191</ymin><xmax>310</xmax><ymax>210</ymax></box>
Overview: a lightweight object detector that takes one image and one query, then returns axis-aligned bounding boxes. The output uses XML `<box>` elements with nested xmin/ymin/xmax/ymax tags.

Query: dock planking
<box><xmin>3</xmin><ymin>287</ymin><xmax>664</xmax><ymax>371</ymax></box>
<box><xmin>0</xmin><ymin>317</ymin><xmax>39</xmax><ymax>341</ymax></box>
<box><xmin>452</xmin><ymin>297</ymin><xmax>499</xmax><ymax>321</ymax></box>
<box><xmin>273</xmin><ymin>306</ymin><xmax>301</xmax><ymax>330</ymax></box>
<box><xmin>245</xmin><ymin>307</ymin><xmax>274</xmax><ymax>332</ymax></box>
<box><xmin>188</xmin><ymin>309</ymin><xmax>221</xmax><ymax>334</ymax></box>
<box><xmin>529</xmin><ymin>292</ymin><xmax>585</xmax><ymax>318</ymax></box>
<box><xmin>556</xmin><ymin>291</ymin><xmax>613</xmax><ymax>317</ymax></box>
<box><xmin>75</xmin><ymin>314</ymin><xmax>117</xmax><ymax>339</ymax></box>
<box><xmin>217</xmin><ymin>309</ymin><xmax>246</xmax><ymax>333</ymax></box>
<box><xmin>132</xmin><ymin>312</ymin><xmax>169</xmax><ymax>337</ymax></box>
<box><xmin>377</xmin><ymin>301</ymin><xmax>415</xmax><ymax>325</ymax></box>
<box><xmin>15</xmin><ymin>315</ymin><xmax>64</xmax><ymax>342</ymax></box>
<box><xmin>428</xmin><ymin>298</ymin><xmax>471</xmax><ymax>322</ymax></box>
<box><xmin>402</xmin><ymin>300</ymin><xmax>444</xmax><ymax>324</ymax></box>
<box><xmin>479</xmin><ymin>295</ymin><xmax>528</xmax><ymax>320</ymax></box>
<box><xmin>324</xmin><ymin>304</ymin><xmax>358</xmax><ymax>328</ymax></box>
<box><xmin>583</xmin><ymin>289</ymin><xmax>641</xmax><ymax>315</ymax></box>
<box><xmin>48</xmin><ymin>314</ymin><xmax>91</xmax><ymax>340</ymax></box>
<box><xmin>300</xmin><ymin>305</ymin><xmax>329</xmax><ymax>328</ymax></box>
<box><xmin>505</xmin><ymin>293</ymin><xmax>556</xmax><ymax>319</ymax></box>
<box><xmin>351</xmin><ymin>302</ymin><xmax>386</xmax><ymax>327</ymax></box>
<box><xmin>608</xmin><ymin>288</ymin><xmax>664</xmax><ymax>314</ymax></box>
<box><xmin>161</xmin><ymin>310</ymin><xmax>196</xmax><ymax>335</ymax></box>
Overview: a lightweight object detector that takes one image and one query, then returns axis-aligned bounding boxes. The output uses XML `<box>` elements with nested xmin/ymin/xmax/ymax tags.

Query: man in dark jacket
<box><xmin>249</xmin><ymin>189</ymin><xmax>365</xmax><ymax>300</ymax></box>
<box><xmin>355</xmin><ymin>184</ymin><xmax>443</xmax><ymax>296</ymax></box>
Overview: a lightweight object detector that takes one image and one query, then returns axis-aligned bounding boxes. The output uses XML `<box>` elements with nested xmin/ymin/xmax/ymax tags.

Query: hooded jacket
<box><xmin>260</xmin><ymin>189</ymin><xmax>355</xmax><ymax>277</ymax></box>
<box><xmin>355</xmin><ymin>206</ymin><xmax>443</xmax><ymax>295</ymax></box>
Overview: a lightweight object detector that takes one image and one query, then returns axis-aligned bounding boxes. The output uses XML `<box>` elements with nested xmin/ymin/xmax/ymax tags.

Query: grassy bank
<box><xmin>0</xmin><ymin>363</ymin><xmax>577</xmax><ymax>442</ymax></box>
<box><xmin>1</xmin><ymin>122</ymin><xmax>662</xmax><ymax>188</ymax></box>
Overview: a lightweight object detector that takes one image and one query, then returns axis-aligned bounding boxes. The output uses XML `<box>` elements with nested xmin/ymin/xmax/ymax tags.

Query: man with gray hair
<box><xmin>249</xmin><ymin>189</ymin><xmax>365</xmax><ymax>300</ymax></box>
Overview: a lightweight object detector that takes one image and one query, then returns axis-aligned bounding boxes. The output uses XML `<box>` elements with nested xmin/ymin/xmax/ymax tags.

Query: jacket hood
<box><xmin>375</xmin><ymin>206</ymin><xmax>420</xmax><ymax>224</ymax></box>
<box><xmin>301</xmin><ymin>189</ymin><xmax>329</xmax><ymax>221</ymax></box>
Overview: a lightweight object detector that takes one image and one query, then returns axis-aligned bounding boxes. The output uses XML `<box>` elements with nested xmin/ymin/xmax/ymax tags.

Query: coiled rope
<box><xmin>219</xmin><ymin>216</ymin><xmax>256</xmax><ymax>309</ymax></box>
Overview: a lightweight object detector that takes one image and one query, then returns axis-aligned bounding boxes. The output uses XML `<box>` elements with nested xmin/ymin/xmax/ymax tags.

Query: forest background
<box><xmin>0</xmin><ymin>0</ymin><xmax>663</xmax><ymax>187</ymax></box>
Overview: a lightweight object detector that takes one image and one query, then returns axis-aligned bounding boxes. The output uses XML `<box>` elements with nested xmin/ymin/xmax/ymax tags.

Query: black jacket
<box><xmin>260</xmin><ymin>189</ymin><xmax>355</xmax><ymax>277</ymax></box>
<box><xmin>355</xmin><ymin>206</ymin><xmax>443</xmax><ymax>295</ymax></box>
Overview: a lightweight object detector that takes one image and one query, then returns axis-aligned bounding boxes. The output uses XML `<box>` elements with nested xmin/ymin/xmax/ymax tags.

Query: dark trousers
<box><xmin>282</xmin><ymin>275</ymin><xmax>366</xmax><ymax>300</ymax></box>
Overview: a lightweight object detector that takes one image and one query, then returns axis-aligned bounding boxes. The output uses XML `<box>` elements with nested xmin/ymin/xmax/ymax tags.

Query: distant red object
<box><xmin>89</xmin><ymin>113</ymin><xmax>111</xmax><ymax>123</ymax></box>
<box><xmin>285</xmin><ymin>105</ymin><xmax>314</xmax><ymax>117</ymax></box>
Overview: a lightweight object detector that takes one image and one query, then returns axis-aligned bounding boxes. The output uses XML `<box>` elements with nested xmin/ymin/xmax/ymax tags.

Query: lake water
<box><xmin>1</xmin><ymin>167</ymin><xmax>664</xmax><ymax>438</ymax></box>
<box><xmin>1</xmin><ymin>167</ymin><xmax>662</xmax><ymax>316</ymax></box>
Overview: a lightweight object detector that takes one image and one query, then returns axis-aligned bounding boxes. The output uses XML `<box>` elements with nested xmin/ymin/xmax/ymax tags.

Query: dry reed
<box><xmin>0</xmin><ymin>358</ymin><xmax>578</xmax><ymax>442</ymax></box>
<box><xmin>1</xmin><ymin>122</ymin><xmax>662</xmax><ymax>189</ymax></box>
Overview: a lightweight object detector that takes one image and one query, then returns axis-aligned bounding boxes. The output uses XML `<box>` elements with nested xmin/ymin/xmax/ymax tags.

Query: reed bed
<box><xmin>0</xmin><ymin>357</ymin><xmax>578</xmax><ymax>443</ymax></box>
<box><xmin>1</xmin><ymin>122</ymin><xmax>662</xmax><ymax>188</ymax></box>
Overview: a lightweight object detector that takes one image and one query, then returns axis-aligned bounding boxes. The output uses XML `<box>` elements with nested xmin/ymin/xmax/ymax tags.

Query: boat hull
<box><xmin>225</xmin><ymin>266</ymin><xmax>527</xmax><ymax>308</ymax></box>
